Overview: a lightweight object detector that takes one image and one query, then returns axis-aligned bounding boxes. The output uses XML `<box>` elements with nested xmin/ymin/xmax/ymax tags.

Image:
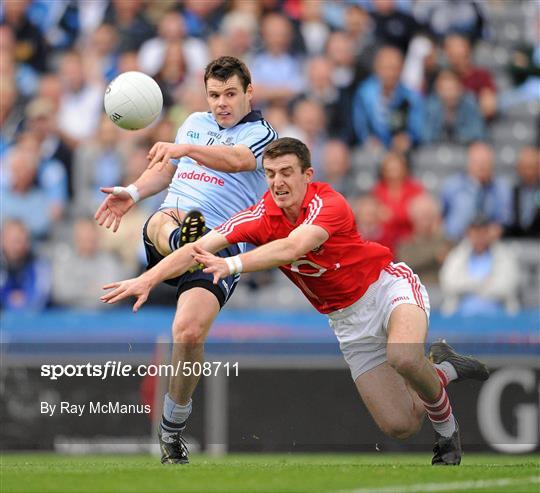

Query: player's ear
<box><xmin>305</xmin><ymin>167</ymin><xmax>314</xmax><ymax>182</ymax></box>
<box><xmin>246</xmin><ymin>84</ymin><xmax>253</xmax><ymax>101</ymax></box>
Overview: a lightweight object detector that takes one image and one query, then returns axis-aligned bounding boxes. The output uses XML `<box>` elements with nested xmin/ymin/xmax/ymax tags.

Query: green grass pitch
<box><xmin>1</xmin><ymin>453</ymin><xmax>538</xmax><ymax>493</ymax></box>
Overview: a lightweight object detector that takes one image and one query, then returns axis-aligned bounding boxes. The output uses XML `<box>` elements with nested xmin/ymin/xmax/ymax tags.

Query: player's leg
<box><xmin>355</xmin><ymin>362</ymin><xmax>425</xmax><ymax>440</ymax></box>
<box><xmin>146</xmin><ymin>208</ymin><xmax>206</xmax><ymax>257</ymax></box>
<box><xmin>158</xmin><ymin>243</ymin><xmax>241</xmax><ymax>464</ymax></box>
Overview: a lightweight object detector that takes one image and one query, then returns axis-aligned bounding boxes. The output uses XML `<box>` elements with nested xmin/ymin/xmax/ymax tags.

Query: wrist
<box><xmin>225</xmin><ymin>255</ymin><xmax>243</xmax><ymax>275</ymax></box>
<box><xmin>125</xmin><ymin>184</ymin><xmax>140</xmax><ymax>203</ymax></box>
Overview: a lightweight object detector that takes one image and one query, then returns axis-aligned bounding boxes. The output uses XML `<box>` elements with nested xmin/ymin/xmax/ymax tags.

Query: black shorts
<box><xmin>142</xmin><ymin>213</ymin><xmax>240</xmax><ymax>308</ymax></box>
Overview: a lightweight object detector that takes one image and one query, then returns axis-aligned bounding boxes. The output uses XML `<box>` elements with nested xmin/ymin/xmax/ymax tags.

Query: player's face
<box><xmin>264</xmin><ymin>154</ymin><xmax>313</xmax><ymax>210</ymax></box>
<box><xmin>205</xmin><ymin>75</ymin><xmax>253</xmax><ymax>128</ymax></box>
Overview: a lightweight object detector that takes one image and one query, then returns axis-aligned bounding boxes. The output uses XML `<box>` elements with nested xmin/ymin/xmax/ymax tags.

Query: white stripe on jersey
<box><xmin>303</xmin><ymin>194</ymin><xmax>323</xmax><ymax>225</ymax></box>
<box><xmin>217</xmin><ymin>200</ymin><xmax>266</xmax><ymax>236</ymax></box>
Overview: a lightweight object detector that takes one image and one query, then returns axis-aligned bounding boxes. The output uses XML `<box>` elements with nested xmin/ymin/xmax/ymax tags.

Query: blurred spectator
<box><xmin>372</xmin><ymin>151</ymin><xmax>424</xmax><ymax>251</ymax></box>
<box><xmin>440</xmin><ymin>215</ymin><xmax>520</xmax><ymax>316</ymax></box>
<box><xmin>371</xmin><ymin>0</ymin><xmax>421</xmax><ymax>55</ymax></box>
<box><xmin>441</xmin><ymin>142</ymin><xmax>512</xmax><ymax>241</ymax></box>
<box><xmin>500</xmin><ymin>43</ymin><xmax>540</xmax><ymax>110</ymax></box>
<box><xmin>325</xmin><ymin>31</ymin><xmax>358</xmax><ymax>89</ymax></box>
<box><xmin>287</xmin><ymin>98</ymin><xmax>327</xmax><ymax>175</ymax></box>
<box><xmin>37</xmin><ymin>74</ymin><xmax>63</xmax><ymax>111</ymax></box>
<box><xmin>422</xmin><ymin>69</ymin><xmax>485</xmax><ymax>145</ymax></box>
<box><xmin>444</xmin><ymin>33</ymin><xmax>497</xmax><ymax>120</ymax></box>
<box><xmin>298</xmin><ymin>0</ymin><xmax>330</xmax><ymax>56</ymax></box>
<box><xmin>23</xmin><ymin>97</ymin><xmax>73</xmax><ymax>196</ymax></box>
<box><xmin>181</xmin><ymin>0</ymin><xmax>226</xmax><ymax>39</ymax></box>
<box><xmin>51</xmin><ymin>217</ymin><xmax>130</xmax><ymax>310</ymax></box>
<box><xmin>1</xmin><ymin>146</ymin><xmax>54</xmax><ymax>239</ymax></box>
<box><xmin>219</xmin><ymin>10</ymin><xmax>258</xmax><ymax>63</ymax></box>
<box><xmin>344</xmin><ymin>4</ymin><xmax>375</xmax><ymax>63</ymax></box>
<box><xmin>320</xmin><ymin>139</ymin><xmax>356</xmax><ymax>198</ymax></box>
<box><xmin>401</xmin><ymin>34</ymin><xmax>439</xmax><ymax>94</ymax></box>
<box><xmin>57</xmin><ymin>51</ymin><xmax>103</xmax><ymax>148</ymax></box>
<box><xmin>27</xmin><ymin>0</ymin><xmax>81</xmax><ymax>51</ymax></box>
<box><xmin>72</xmin><ymin>115</ymin><xmax>129</xmax><ymax>216</ymax></box>
<box><xmin>83</xmin><ymin>23</ymin><xmax>120</xmax><ymax>85</ymax></box>
<box><xmin>353</xmin><ymin>46</ymin><xmax>423</xmax><ymax>152</ymax></box>
<box><xmin>0</xmin><ymin>23</ymin><xmax>39</xmax><ymax>97</ymax></box>
<box><xmin>1</xmin><ymin>0</ymin><xmax>48</xmax><ymax>73</ymax></box>
<box><xmin>396</xmin><ymin>193</ymin><xmax>450</xmax><ymax>285</ymax></box>
<box><xmin>0</xmin><ymin>76</ymin><xmax>24</xmax><ymax>156</ymax></box>
<box><xmin>264</xmin><ymin>103</ymin><xmax>295</xmax><ymax>137</ymax></box>
<box><xmin>0</xmin><ymin>219</ymin><xmax>51</xmax><ymax>311</ymax></box>
<box><xmin>138</xmin><ymin>10</ymin><xmax>208</xmax><ymax>79</ymax></box>
<box><xmin>505</xmin><ymin>147</ymin><xmax>540</xmax><ymax>238</ymax></box>
<box><xmin>413</xmin><ymin>0</ymin><xmax>486</xmax><ymax>42</ymax></box>
<box><xmin>15</xmin><ymin>132</ymin><xmax>68</xmax><ymax>221</ymax></box>
<box><xmin>352</xmin><ymin>194</ymin><xmax>393</xmax><ymax>245</ymax></box>
<box><xmin>155</xmin><ymin>41</ymin><xmax>188</xmax><ymax>108</ymax></box>
<box><xmin>251</xmin><ymin>13</ymin><xmax>305</xmax><ymax>105</ymax></box>
<box><xmin>103</xmin><ymin>0</ymin><xmax>155</xmax><ymax>52</ymax></box>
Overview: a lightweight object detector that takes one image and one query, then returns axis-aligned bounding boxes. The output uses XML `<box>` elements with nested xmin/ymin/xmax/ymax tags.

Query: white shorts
<box><xmin>328</xmin><ymin>262</ymin><xmax>430</xmax><ymax>381</ymax></box>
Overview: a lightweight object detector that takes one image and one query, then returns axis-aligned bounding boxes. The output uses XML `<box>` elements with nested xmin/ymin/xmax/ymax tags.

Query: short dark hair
<box><xmin>204</xmin><ymin>56</ymin><xmax>251</xmax><ymax>92</ymax></box>
<box><xmin>262</xmin><ymin>137</ymin><xmax>312</xmax><ymax>172</ymax></box>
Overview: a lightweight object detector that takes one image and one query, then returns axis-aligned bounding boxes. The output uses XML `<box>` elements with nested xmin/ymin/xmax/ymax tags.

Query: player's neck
<box><xmin>283</xmin><ymin>205</ymin><xmax>301</xmax><ymax>224</ymax></box>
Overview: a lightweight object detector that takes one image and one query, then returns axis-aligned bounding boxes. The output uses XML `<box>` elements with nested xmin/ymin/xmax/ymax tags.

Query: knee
<box><xmin>172</xmin><ymin>320</ymin><xmax>206</xmax><ymax>345</ymax></box>
<box><xmin>379</xmin><ymin>418</ymin><xmax>419</xmax><ymax>440</ymax></box>
<box><xmin>387</xmin><ymin>350</ymin><xmax>424</xmax><ymax>378</ymax></box>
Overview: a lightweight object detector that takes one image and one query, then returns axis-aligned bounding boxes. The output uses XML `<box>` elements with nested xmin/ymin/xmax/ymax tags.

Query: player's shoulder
<box><xmin>184</xmin><ymin>111</ymin><xmax>215</xmax><ymax>126</ymax></box>
<box><xmin>310</xmin><ymin>182</ymin><xmax>348</xmax><ymax>205</ymax></box>
<box><xmin>237</xmin><ymin>110</ymin><xmax>276</xmax><ymax>133</ymax></box>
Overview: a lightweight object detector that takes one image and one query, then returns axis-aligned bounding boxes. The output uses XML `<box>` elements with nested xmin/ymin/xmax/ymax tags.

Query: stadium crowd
<box><xmin>1</xmin><ymin>0</ymin><xmax>539</xmax><ymax>316</ymax></box>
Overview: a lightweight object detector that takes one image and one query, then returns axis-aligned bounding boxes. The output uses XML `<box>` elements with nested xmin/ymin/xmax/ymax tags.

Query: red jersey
<box><xmin>216</xmin><ymin>182</ymin><xmax>393</xmax><ymax>313</ymax></box>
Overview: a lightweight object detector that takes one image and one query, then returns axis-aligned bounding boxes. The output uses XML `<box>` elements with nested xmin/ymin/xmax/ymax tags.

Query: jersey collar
<box><xmin>214</xmin><ymin>110</ymin><xmax>263</xmax><ymax>131</ymax></box>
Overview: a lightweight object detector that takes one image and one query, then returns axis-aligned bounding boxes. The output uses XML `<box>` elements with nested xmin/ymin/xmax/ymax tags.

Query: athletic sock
<box><xmin>419</xmin><ymin>384</ymin><xmax>456</xmax><ymax>438</ymax></box>
<box><xmin>160</xmin><ymin>394</ymin><xmax>192</xmax><ymax>442</ymax></box>
<box><xmin>434</xmin><ymin>361</ymin><xmax>458</xmax><ymax>385</ymax></box>
<box><xmin>168</xmin><ymin>228</ymin><xmax>181</xmax><ymax>251</ymax></box>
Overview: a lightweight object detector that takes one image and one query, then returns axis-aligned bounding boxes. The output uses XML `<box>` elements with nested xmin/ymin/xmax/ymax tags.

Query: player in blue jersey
<box><xmin>94</xmin><ymin>56</ymin><xmax>277</xmax><ymax>464</ymax></box>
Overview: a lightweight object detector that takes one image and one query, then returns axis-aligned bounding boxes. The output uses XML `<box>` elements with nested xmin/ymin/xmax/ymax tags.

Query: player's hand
<box><xmin>192</xmin><ymin>245</ymin><xmax>230</xmax><ymax>285</ymax></box>
<box><xmin>100</xmin><ymin>276</ymin><xmax>154</xmax><ymax>312</ymax></box>
<box><xmin>94</xmin><ymin>187</ymin><xmax>135</xmax><ymax>232</ymax></box>
<box><xmin>147</xmin><ymin>142</ymin><xmax>188</xmax><ymax>171</ymax></box>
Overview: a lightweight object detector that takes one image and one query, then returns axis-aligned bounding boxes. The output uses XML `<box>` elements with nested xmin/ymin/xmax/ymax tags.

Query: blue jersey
<box><xmin>161</xmin><ymin>110</ymin><xmax>277</xmax><ymax>230</ymax></box>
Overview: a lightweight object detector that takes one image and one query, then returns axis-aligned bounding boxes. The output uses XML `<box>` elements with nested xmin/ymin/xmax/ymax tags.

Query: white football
<box><xmin>104</xmin><ymin>71</ymin><xmax>163</xmax><ymax>130</ymax></box>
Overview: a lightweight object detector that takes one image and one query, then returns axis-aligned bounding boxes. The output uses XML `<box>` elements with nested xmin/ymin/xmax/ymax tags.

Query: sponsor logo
<box><xmin>222</xmin><ymin>137</ymin><xmax>234</xmax><ymax>146</ymax></box>
<box><xmin>187</xmin><ymin>130</ymin><xmax>200</xmax><ymax>139</ymax></box>
<box><xmin>177</xmin><ymin>170</ymin><xmax>225</xmax><ymax>186</ymax></box>
<box><xmin>208</xmin><ymin>131</ymin><xmax>222</xmax><ymax>138</ymax></box>
<box><xmin>391</xmin><ymin>296</ymin><xmax>410</xmax><ymax>305</ymax></box>
<box><xmin>110</xmin><ymin>112</ymin><xmax>122</xmax><ymax>122</ymax></box>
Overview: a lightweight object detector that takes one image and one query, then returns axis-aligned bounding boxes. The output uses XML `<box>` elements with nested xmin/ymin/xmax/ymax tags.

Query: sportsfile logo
<box><xmin>177</xmin><ymin>169</ymin><xmax>225</xmax><ymax>186</ymax></box>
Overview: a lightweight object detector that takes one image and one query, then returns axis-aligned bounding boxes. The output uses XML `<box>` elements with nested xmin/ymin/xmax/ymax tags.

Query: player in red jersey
<box><xmin>101</xmin><ymin>138</ymin><xmax>489</xmax><ymax>465</ymax></box>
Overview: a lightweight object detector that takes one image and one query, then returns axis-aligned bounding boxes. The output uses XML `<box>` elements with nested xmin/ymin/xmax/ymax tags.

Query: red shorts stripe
<box><xmin>384</xmin><ymin>263</ymin><xmax>425</xmax><ymax>310</ymax></box>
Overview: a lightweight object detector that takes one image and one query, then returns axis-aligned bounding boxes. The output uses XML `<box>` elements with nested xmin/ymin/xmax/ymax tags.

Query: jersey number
<box><xmin>290</xmin><ymin>259</ymin><xmax>327</xmax><ymax>278</ymax></box>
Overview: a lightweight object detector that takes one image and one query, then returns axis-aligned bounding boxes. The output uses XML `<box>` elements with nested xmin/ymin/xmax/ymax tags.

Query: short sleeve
<box><xmin>237</xmin><ymin>121</ymin><xmax>278</xmax><ymax>169</ymax></box>
<box><xmin>303</xmin><ymin>189</ymin><xmax>353</xmax><ymax>237</ymax></box>
<box><xmin>215</xmin><ymin>200</ymin><xmax>267</xmax><ymax>245</ymax></box>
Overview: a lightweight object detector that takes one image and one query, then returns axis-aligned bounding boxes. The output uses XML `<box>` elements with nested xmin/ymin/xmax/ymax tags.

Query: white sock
<box><xmin>432</xmin><ymin>414</ymin><xmax>456</xmax><ymax>438</ymax></box>
<box><xmin>435</xmin><ymin>361</ymin><xmax>458</xmax><ymax>384</ymax></box>
<box><xmin>161</xmin><ymin>394</ymin><xmax>192</xmax><ymax>441</ymax></box>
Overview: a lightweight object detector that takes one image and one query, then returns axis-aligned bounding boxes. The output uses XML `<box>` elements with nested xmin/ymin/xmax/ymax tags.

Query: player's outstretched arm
<box><xmin>100</xmin><ymin>230</ymin><xmax>230</xmax><ymax>311</ymax></box>
<box><xmin>95</xmin><ymin>164</ymin><xmax>175</xmax><ymax>232</ymax></box>
<box><xmin>193</xmin><ymin>224</ymin><xmax>329</xmax><ymax>281</ymax></box>
<box><xmin>147</xmin><ymin>142</ymin><xmax>256</xmax><ymax>173</ymax></box>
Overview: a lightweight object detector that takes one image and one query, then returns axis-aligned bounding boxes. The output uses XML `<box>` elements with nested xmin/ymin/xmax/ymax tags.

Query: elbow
<box><xmin>284</xmin><ymin>241</ymin><xmax>305</xmax><ymax>263</ymax></box>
